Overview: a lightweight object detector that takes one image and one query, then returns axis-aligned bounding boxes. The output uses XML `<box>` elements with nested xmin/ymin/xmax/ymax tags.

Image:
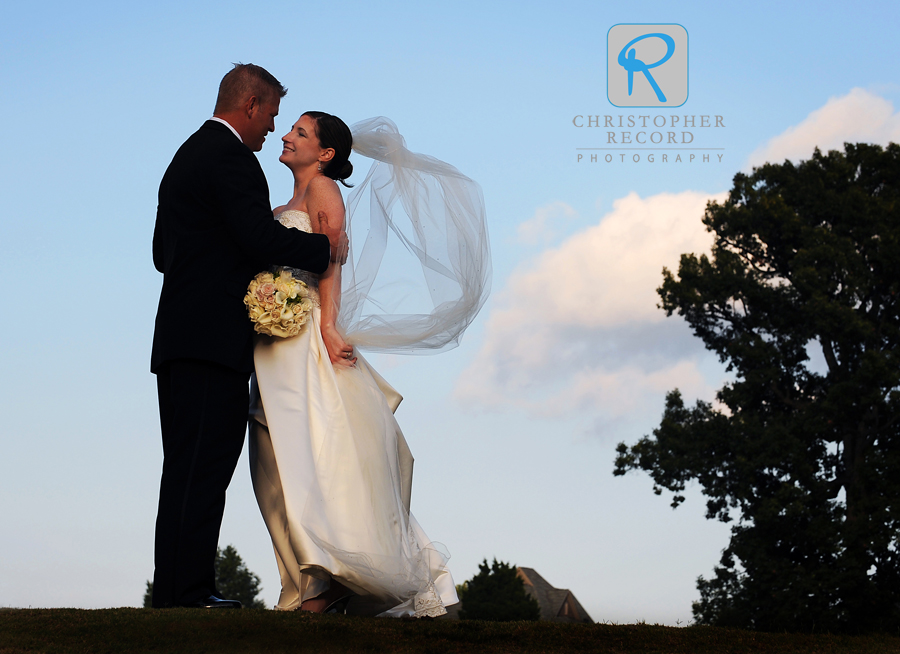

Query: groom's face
<box><xmin>246</xmin><ymin>95</ymin><xmax>281</xmax><ymax>152</ymax></box>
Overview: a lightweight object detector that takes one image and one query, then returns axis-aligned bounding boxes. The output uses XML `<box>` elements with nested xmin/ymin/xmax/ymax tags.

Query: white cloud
<box><xmin>459</xmin><ymin>89</ymin><xmax>900</xmax><ymax>428</ymax></box>
<box><xmin>516</xmin><ymin>191</ymin><xmax>722</xmax><ymax>327</ymax></box>
<box><xmin>456</xmin><ymin>190</ymin><xmax>726</xmax><ymax>422</ymax></box>
<box><xmin>746</xmin><ymin>88</ymin><xmax>900</xmax><ymax>169</ymax></box>
<box><xmin>542</xmin><ymin>360</ymin><xmax>712</xmax><ymax>418</ymax></box>
<box><xmin>516</xmin><ymin>201</ymin><xmax>578</xmax><ymax>244</ymax></box>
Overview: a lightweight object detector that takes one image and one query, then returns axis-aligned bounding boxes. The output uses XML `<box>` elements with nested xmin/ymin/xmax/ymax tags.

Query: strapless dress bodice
<box><xmin>275</xmin><ymin>210</ymin><xmax>320</xmax><ymax>305</ymax></box>
<box><xmin>277</xmin><ymin>209</ymin><xmax>313</xmax><ymax>232</ymax></box>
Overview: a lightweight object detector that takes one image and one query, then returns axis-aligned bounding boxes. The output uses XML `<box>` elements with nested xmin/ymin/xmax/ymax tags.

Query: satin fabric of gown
<box><xmin>249</xmin><ymin>210</ymin><xmax>458</xmax><ymax>618</ymax></box>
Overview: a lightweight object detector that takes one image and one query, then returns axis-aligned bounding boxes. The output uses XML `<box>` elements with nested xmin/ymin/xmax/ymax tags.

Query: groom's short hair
<box><xmin>214</xmin><ymin>63</ymin><xmax>287</xmax><ymax>113</ymax></box>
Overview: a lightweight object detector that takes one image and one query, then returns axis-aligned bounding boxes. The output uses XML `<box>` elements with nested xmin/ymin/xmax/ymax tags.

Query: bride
<box><xmin>248</xmin><ymin>111</ymin><xmax>490</xmax><ymax>618</ymax></box>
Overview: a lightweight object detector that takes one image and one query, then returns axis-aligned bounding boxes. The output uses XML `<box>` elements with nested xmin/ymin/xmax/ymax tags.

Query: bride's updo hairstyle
<box><xmin>303</xmin><ymin>111</ymin><xmax>354</xmax><ymax>187</ymax></box>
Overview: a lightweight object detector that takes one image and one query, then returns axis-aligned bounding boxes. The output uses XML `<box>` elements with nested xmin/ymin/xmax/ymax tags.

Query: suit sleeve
<box><xmin>214</xmin><ymin>147</ymin><xmax>331</xmax><ymax>274</ymax></box>
<box><xmin>152</xmin><ymin>207</ymin><xmax>164</xmax><ymax>273</ymax></box>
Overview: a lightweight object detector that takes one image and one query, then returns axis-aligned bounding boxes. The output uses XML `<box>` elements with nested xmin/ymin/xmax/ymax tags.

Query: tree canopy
<box><xmin>458</xmin><ymin>559</ymin><xmax>541</xmax><ymax>621</ymax></box>
<box><xmin>143</xmin><ymin>544</ymin><xmax>266</xmax><ymax>609</ymax></box>
<box><xmin>214</xmin><ymin>545</ymin><xmax>266</xmax><ymax>609</ymax></box>
<box><xmin>614</xmin><ymin>143</ymin><xmax>900</xmax><ymax>633</ymax></box>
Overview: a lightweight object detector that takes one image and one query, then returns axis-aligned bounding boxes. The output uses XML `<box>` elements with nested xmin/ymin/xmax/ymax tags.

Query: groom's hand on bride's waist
<box><xmin>317</xmin><ymin>210</ymin><xmax>349</xmax><ymax>265</ymax></box>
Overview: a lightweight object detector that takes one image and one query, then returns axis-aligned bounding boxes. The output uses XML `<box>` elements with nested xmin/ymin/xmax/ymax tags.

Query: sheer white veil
<box><xmin>339</xmin><ymin>117</ymin><xmax>491</xmax><ymax>354</ymax></box>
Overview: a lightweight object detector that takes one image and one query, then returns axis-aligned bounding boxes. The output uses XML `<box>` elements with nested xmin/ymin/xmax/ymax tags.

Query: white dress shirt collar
<box><xmin>209</xmin><ymin>117</ymin><xmax>243</xmax><ymax>143</ymax></box>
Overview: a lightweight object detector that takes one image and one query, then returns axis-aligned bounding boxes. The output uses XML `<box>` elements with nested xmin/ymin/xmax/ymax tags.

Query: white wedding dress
<box><xmin>248</xmin><ymin>210</ymin><xmax>458</xmax><ymax>618</ymax></box>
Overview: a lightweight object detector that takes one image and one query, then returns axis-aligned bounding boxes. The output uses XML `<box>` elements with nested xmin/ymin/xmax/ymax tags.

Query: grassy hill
<box><xmin>0</xmin><ymin>608</ymin><xmax>897</xmax><ymax>653</ymax></box>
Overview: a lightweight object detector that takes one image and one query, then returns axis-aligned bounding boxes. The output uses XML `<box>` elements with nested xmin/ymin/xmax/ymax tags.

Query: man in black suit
<box><xmin>150</xmin><ymin>64</ymin><xmax>347</xmax><ymax>608</ymax></box>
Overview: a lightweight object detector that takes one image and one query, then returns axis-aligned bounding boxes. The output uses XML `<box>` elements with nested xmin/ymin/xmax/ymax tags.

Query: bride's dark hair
<box><xmin>303</xmin><ymin>111</ymin><xmax>354</xmax><ymax>187</ymax></box>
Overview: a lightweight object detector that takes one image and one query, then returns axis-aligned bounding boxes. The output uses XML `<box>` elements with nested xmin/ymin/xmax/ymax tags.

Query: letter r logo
<box><xmin>608</xmin><ymin>24</ymin><xmax>688</xmax><ymax>107</ymax></box>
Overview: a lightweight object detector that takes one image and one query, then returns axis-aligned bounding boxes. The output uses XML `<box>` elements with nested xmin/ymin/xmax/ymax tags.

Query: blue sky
<box><xmin>2</xmin><ymin>0</ymin><xmax>899</xmax><ymax>624</ymax></box>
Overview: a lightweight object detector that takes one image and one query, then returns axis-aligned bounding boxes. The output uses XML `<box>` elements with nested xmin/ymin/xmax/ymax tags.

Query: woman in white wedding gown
<box><xmin>248</xmin><ymin>112</ymin><xmax>471</xmax><ymax>618</ymax></box>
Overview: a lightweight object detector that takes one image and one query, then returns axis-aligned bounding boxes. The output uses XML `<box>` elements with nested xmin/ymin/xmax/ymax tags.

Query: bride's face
<box><xmin>280</xmin><ymin>115</ymin><xmax>326</xmax><ymax>170</ymax></box>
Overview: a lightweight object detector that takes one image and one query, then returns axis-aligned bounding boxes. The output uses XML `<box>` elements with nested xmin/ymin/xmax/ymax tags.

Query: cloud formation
<box><xmin>746</xmin><ymin>88</ymin><xmax>900</xmax><ymax>169</ymax></box>
<box><xmin>460</xmin><ymin>89</ymin><xmax>900</xmax><ymax>430</ymax></box>
<box><xmin>456</xmin><ymin>190</ymin><xmax>725</xmax><ymax>422</ymax></box>
<box><xmin>516</xmin><ymin>201</ymin><xmax>578</xmax><ymax>244</ymax></box>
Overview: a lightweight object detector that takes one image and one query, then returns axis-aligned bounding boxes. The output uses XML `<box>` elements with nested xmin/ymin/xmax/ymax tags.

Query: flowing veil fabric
<box><xmin>339</xmin><ymin>117</ymin><xmax>491</xmax><ymax>353</ymax></box>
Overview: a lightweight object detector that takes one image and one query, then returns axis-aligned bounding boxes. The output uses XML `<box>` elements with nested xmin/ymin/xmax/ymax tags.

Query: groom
<box><xmin>150</xmin><ymin>63</ymin><xmax>344</xmax><ymax>608</ymax></box>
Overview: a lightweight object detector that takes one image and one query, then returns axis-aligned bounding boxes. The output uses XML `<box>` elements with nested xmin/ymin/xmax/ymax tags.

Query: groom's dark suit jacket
<box><xmin>151</xmin><ymin>120</ymin><xmax>330</xmax><ymax>374</ymax></box>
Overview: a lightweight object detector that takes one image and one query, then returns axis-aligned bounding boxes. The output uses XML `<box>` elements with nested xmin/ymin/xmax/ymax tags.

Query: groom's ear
<box><xmin>245</xmin><ymin>95</ymin><xmax>260</xmax><ymax>118</ymax></box>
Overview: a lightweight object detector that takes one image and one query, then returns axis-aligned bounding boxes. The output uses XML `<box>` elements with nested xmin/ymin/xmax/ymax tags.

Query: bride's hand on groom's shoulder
<box><xmin>316</xmin><ymin>210</ymin><xmax>349</xmax><ymax>265</ymax></box>
<box><xmin>322</xmin><ymin>324</ymin><xmax>356</xmax><ymax>367</ymax></box>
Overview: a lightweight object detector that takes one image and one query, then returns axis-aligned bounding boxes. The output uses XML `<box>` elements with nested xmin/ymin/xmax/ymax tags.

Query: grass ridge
<box><xmin>0</xmin><ymin>608</ymin><xmax>898</xmax><ymax>653</ymax></box>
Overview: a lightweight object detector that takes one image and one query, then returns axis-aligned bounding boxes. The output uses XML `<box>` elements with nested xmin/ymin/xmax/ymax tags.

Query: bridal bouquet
<box><xmin>244</xmin><ymin>269</ymin><xmax>314</xmax><ymax>338</ymax></box>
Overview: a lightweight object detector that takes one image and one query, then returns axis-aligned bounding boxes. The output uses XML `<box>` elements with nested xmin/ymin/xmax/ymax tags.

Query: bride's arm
<box><xmin>306</xmin><ymin>177</ymin><xmax>356</xmax><ymax>366</ymax></box>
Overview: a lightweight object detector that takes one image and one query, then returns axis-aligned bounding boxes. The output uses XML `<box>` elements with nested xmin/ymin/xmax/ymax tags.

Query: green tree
<box><xmin>214</xmin><ymin>545</ymin><xmax>266</xmax><ymax>609</ymax></box>
<box><xmin>614</xmin><ymin>143</ymin><xmax>900</xmax><ymax>633</ymax></box>
<box><xmin>458</xmin><ymin>559</ymin><xmax>540</xmax><ymax>621</ymax></box>
<box><xmin>143</xmin><ymin>544</ymin><xmax>266</xmax><ymax>609</ymax></box>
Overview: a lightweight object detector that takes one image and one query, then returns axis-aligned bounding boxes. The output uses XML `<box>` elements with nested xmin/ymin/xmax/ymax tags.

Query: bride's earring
<box><xmin>317</xmin><ymin>162</ymin><xmax>322</xmax><ymax>172</ymax></box>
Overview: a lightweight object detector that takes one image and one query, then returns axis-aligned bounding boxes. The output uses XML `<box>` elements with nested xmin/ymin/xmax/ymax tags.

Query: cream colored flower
<box><xmin>270</xmin><ymin>324</ymin><xmax>290</xmax><ymax>338</ymax></box>
<box><xmin>246</xmin><ymin>269</ymin><xmax>312</xmax><ymax>337</ymax></box>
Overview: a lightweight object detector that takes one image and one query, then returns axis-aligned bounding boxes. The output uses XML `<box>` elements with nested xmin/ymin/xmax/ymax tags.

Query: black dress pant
<box><xmin>152</xmin><ymin>359</ymin><xmax>250</xmax><ymax>607</ymax></box>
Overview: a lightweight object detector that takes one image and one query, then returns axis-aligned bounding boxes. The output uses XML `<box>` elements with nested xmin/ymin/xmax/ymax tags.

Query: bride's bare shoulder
<box><xmin>307</xmin><ymin>176</ymin><xmax>344</xmax><ymax>211</ymax></box>
<box><xmin>272</xmin><ymin>204</ymin><xmax>288</xmax><ymax>215</ymax></box>
<box><xmin>306</xmin><ymin>176</ymin><xmax>345</xmax><ymax>231</ymax></box>
<box><xmin>307</xmin><ymin>175</ymin><xmax>341</xmax><ymax>199</ymax></box>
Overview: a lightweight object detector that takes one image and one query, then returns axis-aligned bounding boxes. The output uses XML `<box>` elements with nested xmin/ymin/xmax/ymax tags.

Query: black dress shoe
<box><xmin>323</xmin><ymin>594</ymin><xmax>353</xmax><ymax>615</ymax></box>
<box><xmin>181</xmin><ymin>595</ymin><xmax>242</xmax><ymax>609</ymax></box>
